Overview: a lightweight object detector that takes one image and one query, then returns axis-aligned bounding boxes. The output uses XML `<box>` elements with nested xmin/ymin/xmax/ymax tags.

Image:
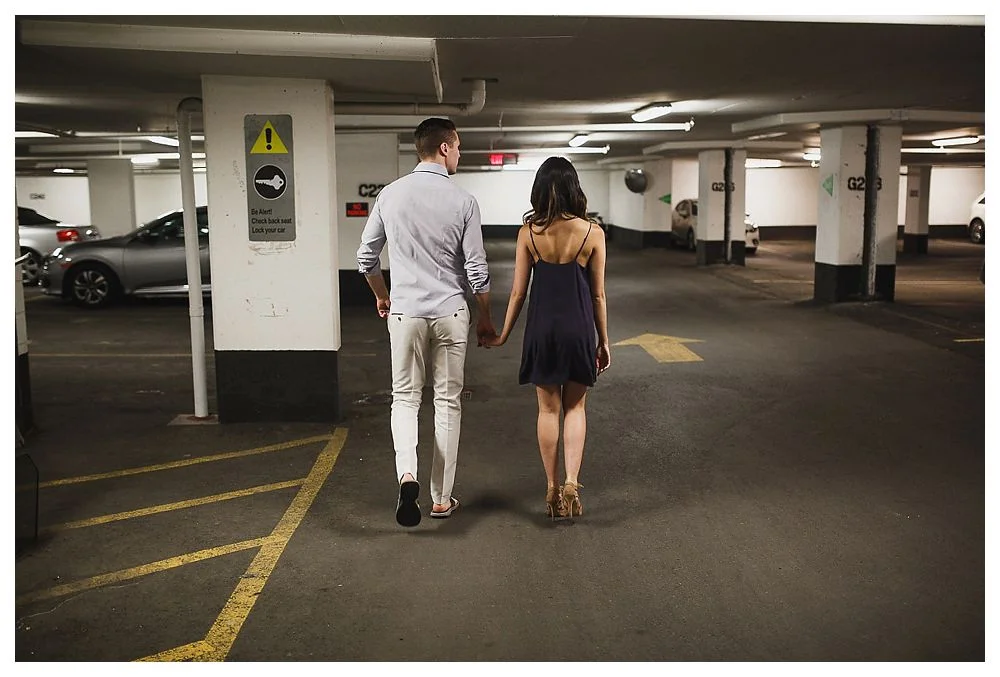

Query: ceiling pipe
<box><xmin>334</xmin><ymin>79</ymin><xmax>487</xmax><ymax>117</ymax></box>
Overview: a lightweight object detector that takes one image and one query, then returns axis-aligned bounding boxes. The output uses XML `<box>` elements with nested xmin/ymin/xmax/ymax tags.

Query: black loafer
<box><xmin>395</xmin><ymin>480</ymin><xmax>421</xmax><ymax>527</ymax></box>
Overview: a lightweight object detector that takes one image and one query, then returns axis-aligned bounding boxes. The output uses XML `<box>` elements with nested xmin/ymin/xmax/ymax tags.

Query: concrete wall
<box><xmin>15</xmin><ymin>162</ymin><xmax>985</xmax><ymax>236</ymax></box>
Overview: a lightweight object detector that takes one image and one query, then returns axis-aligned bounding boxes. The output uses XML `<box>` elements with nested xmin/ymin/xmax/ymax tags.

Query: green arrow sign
<box><xmin>822</xmin><ymin>174</ymin><xmax>834</xmax><ymax>197</ymax></box>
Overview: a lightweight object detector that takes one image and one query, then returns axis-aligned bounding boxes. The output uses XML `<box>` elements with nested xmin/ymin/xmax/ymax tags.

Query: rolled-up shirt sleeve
<box><xmin>356</xmin><ymin>200</ymin><xmax>386</xmax><ymax>275</ymax></box>
<box><xmin>461</xmin><ymin>197</ymin><xmax>491</xmax><ymax>294</ymax></box>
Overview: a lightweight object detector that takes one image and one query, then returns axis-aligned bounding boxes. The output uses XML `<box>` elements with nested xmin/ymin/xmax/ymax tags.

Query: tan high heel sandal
<box><xmin>545</xmin><ymin>485</ymin><xmax>566</xmax><ymax>520</ymax></box>
<box><xmin>562</xmin><ymin>481</ymin><xmax>584</xmax><ymax>517</ymax></box>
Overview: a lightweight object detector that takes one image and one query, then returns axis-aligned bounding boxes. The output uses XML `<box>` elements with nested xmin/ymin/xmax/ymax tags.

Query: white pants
<box><xmin>388</xmin><ymin>304</ymin><xmax>469</xmax><ymax>505</ymax></box>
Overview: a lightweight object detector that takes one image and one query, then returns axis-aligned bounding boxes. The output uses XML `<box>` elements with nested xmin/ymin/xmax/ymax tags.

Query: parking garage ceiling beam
<box><xmin>732</xmin><ymin>109</ymin><xmax>985</xmax><ymax>135</ymax></box>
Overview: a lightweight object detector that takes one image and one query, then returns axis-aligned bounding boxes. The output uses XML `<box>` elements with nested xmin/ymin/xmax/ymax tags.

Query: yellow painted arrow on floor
<box><xmin>613</xmin><ymin>333</ymin><xmax>705</xmax><ymax>363</ymax></box>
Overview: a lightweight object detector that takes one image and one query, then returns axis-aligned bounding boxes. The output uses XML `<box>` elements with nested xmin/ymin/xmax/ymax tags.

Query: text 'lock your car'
<box><xmin>40</xmin><ymin>207</ymin><xmax>211</xmax><ymax>309</ymax></box>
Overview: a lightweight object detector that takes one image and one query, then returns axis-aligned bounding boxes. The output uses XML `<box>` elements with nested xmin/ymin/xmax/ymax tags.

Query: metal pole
<box><xmin>177</xmin><ymin>97</ymin><xmax>209</xmax><ymax>419</ymax></box>
<box><xmin>723</xmin><ymin>148</ymin><xmax>733</xmax><ymax>263</ymax></box>
<box><xmin>861</xmin><ymin>125</ymin><xmax>880</xmax><ymax>300</ymax></box>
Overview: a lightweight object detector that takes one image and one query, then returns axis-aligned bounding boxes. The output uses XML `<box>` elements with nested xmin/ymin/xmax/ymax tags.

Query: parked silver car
<box><xmin>40</xmin><ymin>207</ymin><xmax>210</xmax><ymax>309</ymax></box>
<box><xmin>18</xmin><ymin>207</ymin><xmax>101</xmax><ymax>286</ymax></box>
<box><xmin>670</xmin><ymin>198</ymin><xmax>759</xmax><ymax>254</ymax></box>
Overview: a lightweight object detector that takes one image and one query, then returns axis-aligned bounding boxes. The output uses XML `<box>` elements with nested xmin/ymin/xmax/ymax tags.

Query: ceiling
<box><xmin>14</xmin><ymin>15</ymin><xmax>987</xmax><ymax>175</ymax></box>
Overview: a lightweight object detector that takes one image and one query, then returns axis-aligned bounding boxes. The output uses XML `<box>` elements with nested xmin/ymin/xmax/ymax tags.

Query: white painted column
<box><xmin>607</xmin><ymin>168</ymin><xmax>646</xmax><ymax>248</ymax></box>
<box><xmin>696</xmin><ymin>149</ymin><xmax>746</xmax><ymax>265</ymax></box>
<box><xmin>903</xmin><ymin>165</ymin><xmax>932</xmax><ymax>254</ymax></box>
<box><xmin>335</xmin><ymin>133</ymin><xmax>398</xmax><ymax>306</ymax></box>
<box><xmin>86</xmin><ymin>158</ymin><xmax>136</xmax><ymax>236</ymax></box>
<box><xmin>201</xmin><ymin>75</ymin><xmax>340</xmax><ymax>423</ymax></box>
<box><xmin>815</xmin><ymin>124</ymin><xmax>901</xmax><ymax>302</ymax></box>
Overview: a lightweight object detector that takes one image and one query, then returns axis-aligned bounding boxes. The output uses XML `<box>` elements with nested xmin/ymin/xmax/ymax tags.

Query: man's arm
<box><xmin>461</xmin><ymin>197</ymin><xmax>495</xmax><ymax>344</ymax></box>
<box><xmin>356</xmin><ymin>200</ymin><xmax>390</xmax><ymax>317</ymax></box>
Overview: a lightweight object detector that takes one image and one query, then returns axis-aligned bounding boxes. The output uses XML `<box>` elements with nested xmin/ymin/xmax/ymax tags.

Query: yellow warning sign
<box><xmin>250</xmin><ymin>121</ymin><xmax>289</xmax><ymax>154</ymax></box>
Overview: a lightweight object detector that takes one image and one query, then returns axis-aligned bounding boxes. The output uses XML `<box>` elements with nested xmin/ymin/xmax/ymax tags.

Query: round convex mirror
<box><xmin>624</xmin><ymin>168</ymin><xmax>648</xmax><ymax>194</ymax></box>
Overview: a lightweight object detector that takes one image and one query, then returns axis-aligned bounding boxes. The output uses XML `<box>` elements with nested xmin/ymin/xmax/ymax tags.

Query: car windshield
<box><xmin>18</xmin><ymin>207</ymin><xmax>59</xmax><ymax>225</ymax></box>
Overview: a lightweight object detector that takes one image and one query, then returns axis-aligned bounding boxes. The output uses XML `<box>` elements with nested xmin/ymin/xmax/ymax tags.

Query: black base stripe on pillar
<box><xmin>16</xmin><ymin>351</ymin><xmax>34</xmax><ymax>435</ymax></box>
<box><xmin>814</xmin><ymin>263</ymin><xmax>896</xmax><ymax>303</ymax></box>
<box><xmin>606</xmin><ymin>225</ymin><xmax>673</xmax><ymax>249</ymax></box>
<box><xmin>902</xmin><ymin>233</ymin><xmax>929</xmax><ymax>255</ymax></box>
<box><xmin>730</xmin><ymin>240</ymin><xmax>746</xmax><ymax>267</ymax></box>
<box><xmin>215</xmin><ymin>350</ymin><xmax>339</xmax><ymax>423</ymax></box>
<box><xmin>696</xmin><ymin>240</ymin><xmax>727</xmax><ymax>266</ymax></box>
<box><xmin>340</xmin><ymin>270</ymin><xmax>392</xmax><ymax>307</ymax></box>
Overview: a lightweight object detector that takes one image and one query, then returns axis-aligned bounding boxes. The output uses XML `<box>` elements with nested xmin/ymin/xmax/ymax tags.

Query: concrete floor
<box><xmin>14</xmin><ymin>236</ymin><xmax>985</xmax><ymax>661</ymax></box>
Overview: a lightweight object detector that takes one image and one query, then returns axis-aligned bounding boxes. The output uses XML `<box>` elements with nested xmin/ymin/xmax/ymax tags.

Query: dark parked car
<box><xmin>18</xmin><ymin>207</ymin><xmax>101</xmax><ymax>285</ymax></box>
<box><xmin>40</xmin><ymin>206</ymin><xmax>210</xmax><ymax>309</ymax></box>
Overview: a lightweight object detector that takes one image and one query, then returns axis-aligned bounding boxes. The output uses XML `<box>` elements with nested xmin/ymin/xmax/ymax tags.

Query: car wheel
<box><xmin>970</xmin><ymin>219</ymin><xmax>985</xmax><ymax>244</ymax></box>
<box><xmin>67</xmin><ymin>264</ymin><xmax>120</xmax><ymax>309</ymax></box>
<box><xmin>686</xmin><ymin>229</ymin><xmax>696</xmax><ymax>251</ymax></box>
<box><xmin>20</xmin><ymin>249</ymin><xmax>42</xmax><ymax>286</ymax></box>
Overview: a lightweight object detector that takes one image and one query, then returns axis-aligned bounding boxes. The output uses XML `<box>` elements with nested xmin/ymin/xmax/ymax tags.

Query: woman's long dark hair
<box><xmin>522</xmin><ymin>156</ymin><xmax>589</xmax><ymax>229</ymax></box>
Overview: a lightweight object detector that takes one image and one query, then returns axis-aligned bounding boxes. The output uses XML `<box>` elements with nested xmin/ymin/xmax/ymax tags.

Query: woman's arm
<box><xmin>487</xmin><ymin>225</ymin><xmax>533</xmax><ymax>346</ymax></box>
<box><xmin>588</xmin><ymin>228</ymin><xmax>611</xmax><ymax>372</ymax></box>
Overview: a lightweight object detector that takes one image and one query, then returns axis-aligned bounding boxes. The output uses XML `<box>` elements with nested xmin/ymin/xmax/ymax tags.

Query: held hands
<box><xmin>376</xmin><ymin>297</ymin><xmax>391</xmax><ymax>318</ymax></box>
<box><xmin>482</xmin><ymin>331</ymin><xmax>507</xmax><ymax>348</ymax></box>
<box><xmin>476</xmin><ymin>316</ymin><xmax>498</xmax><ymax>348</ymax></box>
<box><xmin>597</xmin><ymin>343</ymin><xmax>611</xmax><ymax>375</ymax></box>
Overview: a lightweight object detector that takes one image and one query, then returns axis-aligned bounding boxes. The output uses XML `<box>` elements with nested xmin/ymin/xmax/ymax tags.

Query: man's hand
<box><xmin>376</xmin><ymin>296</ymin><xmax>391</xmax><ymax>318</ymax></box>
<box><xmin>476</xmin><ymin>315</ymin><xmax>497</xmax><ymax>347</ymax></box>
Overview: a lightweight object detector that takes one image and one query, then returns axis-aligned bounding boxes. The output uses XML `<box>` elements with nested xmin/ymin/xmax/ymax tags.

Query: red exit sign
<box><xmin>488</xmin><ymin>153</ymin><xmax>518</xmax><ymax>166</ymax></box>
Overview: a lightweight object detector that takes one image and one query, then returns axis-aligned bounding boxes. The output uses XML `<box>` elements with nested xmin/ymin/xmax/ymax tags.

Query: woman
<box><xmin>484</xmin><ymin>157</ymin><xmax>611</xmax><ymax>519</ymax></box>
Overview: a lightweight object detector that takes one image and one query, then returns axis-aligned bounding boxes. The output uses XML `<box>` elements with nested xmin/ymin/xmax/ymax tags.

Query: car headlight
<box><xmin>50</xmin><ymin>247</ymin><xmax>62</xmax><ymax>258</ymax></box>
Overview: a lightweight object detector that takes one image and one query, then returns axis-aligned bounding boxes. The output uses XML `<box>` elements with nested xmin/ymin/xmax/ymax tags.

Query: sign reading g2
<box><xmin>846</xmin><ymin>176</ymin><xmax>883</xmax><ymax>191</ymax></box>
<box><xmin>358</xmin><ymin>183</ymin><xmax>386</xmax><ymax>198</ymax></box>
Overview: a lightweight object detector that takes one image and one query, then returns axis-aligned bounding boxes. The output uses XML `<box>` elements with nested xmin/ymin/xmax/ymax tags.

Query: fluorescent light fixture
<box><xmin>745</xmin><ymin>132</ymin><xmax>787</xmax><ymax>141</ymax></box>
<box><xmin>568</xmin><ymin>134</ymin><xmax>590</xmax><ymax>147</ymax></box>
<box><xmin>146</xmin><ymin>135</ymin><xmax>180</xmax><ymax>147</ymax></box>
<box><xmin>631</xmin><ymin>102</ymin><xmax>673</xmax><ymax>122</ymax></box>
<box><xmin>16</xmin><ymin>131</ymin><xmax>59</xmax><ymax>138</ymax></box>
<box><xmin>745</xmin><ymin>159</ymin><xmax>782</xmax><ymax>168</ymax></box>
<box><xmin>52</xmin><ymin>167</ymin><xmax>75</xmax><ymax>174</ymax></box>
<box><xmin>930</xmin><ymin>136</ymin><xmax>982</xmax><ymax>147</ymax></box>
<box><xmin>465</xmin><ymin>146</ymin><xmax>610</xmax><ymax>155</ymax></box>
<box><xmin>901</xmin><ymin>147</ymin><xmax>983</xmax><ymax>154</ymax></box>
<box><xmin>131</xmin><ymin>152</ymin><xmax>206</xmax><ymax>164</ymax></box>
<box><xmin>802</xmin><ymin>152</ymin><xmax>821</xmax><ymax>162</ymax></box>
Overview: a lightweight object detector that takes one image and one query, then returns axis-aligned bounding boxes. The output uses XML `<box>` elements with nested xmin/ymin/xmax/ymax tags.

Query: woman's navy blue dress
<box><xmin>518</xmin><ymin>225</ymin><xmax>597</xmax><ymax>387</ymax></box>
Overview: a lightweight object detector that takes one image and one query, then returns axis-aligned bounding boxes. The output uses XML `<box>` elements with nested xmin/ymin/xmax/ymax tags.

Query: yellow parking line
<box><xmin>39</xmin><ymin>434</ymin><xmax>334</xmax><ymax>488</ymax></box>
<box><xmin>43</xmin><ymin>480</ymin><xmax>305</xmax><ymax>533</ymax></box>
<box><xmin>144</xmin><ymin>427</ymin><xmax>349</xmax><ymax>662</ymax></box>
<box><xmin>16</xmin><ymin>537</ymin><xmax>269</xmax><ymax>605</ymax></box>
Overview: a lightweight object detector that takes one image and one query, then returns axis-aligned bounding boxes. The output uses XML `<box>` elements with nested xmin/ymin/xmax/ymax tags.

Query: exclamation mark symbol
<box><xmin>265</xmin><ymin>127</ymin><xmax>272</xmax><ymax>151</ymax></box>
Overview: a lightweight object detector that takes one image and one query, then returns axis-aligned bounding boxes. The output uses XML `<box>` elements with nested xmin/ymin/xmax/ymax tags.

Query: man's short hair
<box><xmin>414</xmin><ymin>118</ymin><xmax>457</xmax><ymax>159</ymax></box>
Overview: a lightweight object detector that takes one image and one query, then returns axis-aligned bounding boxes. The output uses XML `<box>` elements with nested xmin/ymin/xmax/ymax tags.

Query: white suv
<box><xmin>969</xmin><ymin>192</ymin><xmax>985</xmax><ymax>244</ymax></box>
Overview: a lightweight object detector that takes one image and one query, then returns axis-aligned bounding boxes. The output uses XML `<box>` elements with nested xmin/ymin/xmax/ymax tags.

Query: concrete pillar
<box><xmin>903</xmin><ymin>166</ymin><xmax>932</xmax><ymax>254</ymax></box>
<box><xmin>15</xmin><ymin>204</ymin><xmax>32</xmax><ymax>436</ymax></box>
<box><xmin>202</xmin><ymin>75</ymin><xmax>340</xmax><ymax>423</ymax></box>
<box><xmin>86</xmin><ymin>158</ymin><xmax>136</xmax><ymax>237</ymax></box>
<box><xmin>696</xmin><ymin>148</ymin><xmax>746</xmax><ymax>266</ymax></box>
<box><xmin>335</xmin><ymin>133</ymin><xmax>398</xmax><ymax>306</ymax></box>
<box><xmin>814</xmin><ymin>124</ymin><xmax>902</xmax><ymax>302</ymax></box>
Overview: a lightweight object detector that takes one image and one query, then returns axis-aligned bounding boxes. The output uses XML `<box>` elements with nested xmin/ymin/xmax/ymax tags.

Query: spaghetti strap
<box><xmin>574</xmin><ymin>223</ymin><xmax>594</xmax><ymax>260</ymax></box>
<box><xmin>528</xmin><ymin>227</ymin><xmax>544</xmax><ymax>263</ymax></box>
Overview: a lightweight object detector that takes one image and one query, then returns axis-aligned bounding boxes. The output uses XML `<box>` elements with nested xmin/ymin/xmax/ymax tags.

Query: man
<box><xmin>356</xmin><ymin>117</ymin><xmax>495</xmax><ymax>527</ymax></box>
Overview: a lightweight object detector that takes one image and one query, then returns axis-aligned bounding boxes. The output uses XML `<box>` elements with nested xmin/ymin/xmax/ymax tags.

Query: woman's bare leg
<box><xmin>561</xmin><ymin>381</ymin><xmax>589</xmax><ymax>485</ymax></box>
<box><xmin>535</xmin><ymin>385</ymin><xmax>563</xmax><ymax>487</ymax></box>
